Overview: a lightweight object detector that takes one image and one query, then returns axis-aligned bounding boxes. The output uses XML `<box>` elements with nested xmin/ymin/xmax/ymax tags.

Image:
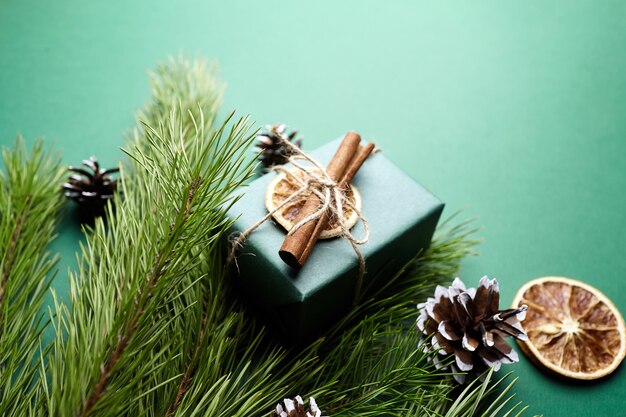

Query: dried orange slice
<box><xmin>512</xmin><ymin>276</ymin><xmax>626</xmax><ymax>380</ymax></box>
<box><xmin>265</xmin><ymin>168</ymin><xmax>361</xmax><ymax>239</ymax></box>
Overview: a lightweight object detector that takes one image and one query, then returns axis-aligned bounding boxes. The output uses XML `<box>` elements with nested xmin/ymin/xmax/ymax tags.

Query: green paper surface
<box><xmin>228</xmin><ymin>138</ymin><xmax>443</xmax><ymax>339</ymax></box>
<box><xmin>2</xmin><ymin>1</ymin><xmax>626</xmax><ymax>414</ymax></box>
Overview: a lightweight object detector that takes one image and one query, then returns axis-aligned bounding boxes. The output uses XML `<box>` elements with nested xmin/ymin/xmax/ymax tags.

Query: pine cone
<box><xmin>417</xmin><ymin>276</ymin><xmax>528</xmax><ymax>383</ymax></box>
<box><xmin>62</xmin><ymin>156</ymin><xmax>119</xmax><ymax>221</ymax></box>
<box><xmin>255</xmin><ymin>124</ymin><xmax>303</xmax><ymax>171</ymax></box>
<box><xmin>270</xmin><ymin>396</ymin><xmax>327</xmax><ymax>417</ymax></box>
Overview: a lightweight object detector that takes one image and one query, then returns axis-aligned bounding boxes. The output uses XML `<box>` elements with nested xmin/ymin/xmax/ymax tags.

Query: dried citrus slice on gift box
<box><xmin>265</xmin><ymin>168</ymin><xmax>361</xmax><ymax>239</ymax></box>
<box><xmin>512</xmin><ymin>276</ymin><xmax>626</xmax><ymax>380</ymax></box>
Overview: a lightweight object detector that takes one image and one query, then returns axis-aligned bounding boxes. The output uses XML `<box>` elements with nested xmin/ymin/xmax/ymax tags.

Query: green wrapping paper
<box><xmin>227</xmin><ymin>138</ymin><xmax>444</xmax><ymax>341</ymax></box>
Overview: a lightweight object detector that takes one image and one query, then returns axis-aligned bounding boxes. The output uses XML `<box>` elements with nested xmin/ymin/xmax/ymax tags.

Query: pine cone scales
<box><xmin>270</xmin><ymin>396</ymin><xmax>327</xmax><ymax>417</ymax></box>
<box><xmin>63</xmin><ymin>156</ymin><xmax>119</xmax><ymax>220</ymax></box>
<box><xmin>255</xmin><ymin>124</ymin><xmax>303</xmax><ymax>171</ymax></box>
<box><xmin>417</xmin><ymin>277</ymin><xmax>528</xmax><ymax>383</ymax></box>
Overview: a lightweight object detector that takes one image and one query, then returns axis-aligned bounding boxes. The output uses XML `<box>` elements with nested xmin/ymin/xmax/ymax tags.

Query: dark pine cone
<box><xmin>62</xmin><ymin>156</ymin><xmax>119</xmax><ymax>221</ymax></box>
<box><xmin>255</xmin><ymin>124</ymin><xmax>303</xmax><ymax>171</ymax></box>
<box><xmin>270</xmin><ymin>396</ymin><xmax>326</xmax><ymax>417</ymax></box>
<box><xmin>417</xmin><ymin>276</ymin><xmax>528</xmax><ymax>384</ymax></box>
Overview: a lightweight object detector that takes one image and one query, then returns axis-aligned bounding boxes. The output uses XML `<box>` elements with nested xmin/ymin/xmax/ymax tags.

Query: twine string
<box><xmin>228</xmin><ymin>135</ymin><xmax>370</xmax><ymax>304</ymax></box>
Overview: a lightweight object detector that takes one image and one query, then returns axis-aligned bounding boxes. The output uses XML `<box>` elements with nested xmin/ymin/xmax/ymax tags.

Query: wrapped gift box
<box><xmin>227</xmin><ymin>138</ymin><xmax>444</xmax><ymax>341</ymax></box>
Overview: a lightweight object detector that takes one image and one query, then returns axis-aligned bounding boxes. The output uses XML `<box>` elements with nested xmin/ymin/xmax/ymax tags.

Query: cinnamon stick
<box><xmin>339</xmin><ymin>142</ymin><xmax>376</xmax><ymax>188</ymax></box>
<box><xmin>279</xmin><ymin>132</ymin><xmax>360</xmax><ymax>268</ymax></box>
<box><xmin>279</xmin><ymin>133</ymin><xmax>375</xmax><ymax>268</ymax></box>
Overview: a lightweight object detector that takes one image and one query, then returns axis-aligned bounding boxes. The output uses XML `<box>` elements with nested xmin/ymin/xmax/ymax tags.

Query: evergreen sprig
<box><xmin>0</xmin><ymin>138</ymin><xmax>64</xmax><ymax>417</ymax></box>
<box><xmin>138</xmin><ymin>55</ymin><xmax>224</xmax><ymax>136</ymax></box>
<box><xmin>43</xmin><ymin>107</ymin><xmax>257</xmax><ymax>416</ymax></box>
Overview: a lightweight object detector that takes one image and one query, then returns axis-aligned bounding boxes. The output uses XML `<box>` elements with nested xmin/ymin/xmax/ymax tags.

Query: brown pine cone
<box><xmin>417</xmin><ymin>276</ymin><xmax>528</xmax><ymax>383</ymax></box>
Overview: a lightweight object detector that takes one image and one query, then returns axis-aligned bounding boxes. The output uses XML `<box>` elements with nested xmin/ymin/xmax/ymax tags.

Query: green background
<box><xmin>2</xmin><ymin>1</ymin><xmax>625</xmax><ymax>415</ymax></box>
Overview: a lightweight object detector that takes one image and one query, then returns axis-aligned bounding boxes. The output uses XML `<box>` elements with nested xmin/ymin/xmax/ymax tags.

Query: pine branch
<box><xmin>120</xmin><ymin>56</ymin><xmax>310</xmax><ymax>417</ymax></box>
<box><xmin>138</xmin><ymin>54</ymin><xmax>224</xmax><ymax>140</ymax></box>
<box><xmin>80</xmin><ymin>175</ymin><xmax>202</xmax><ymax>417</ymax></box>
<box><xmin>44</xmin><ymin>105</ymin><xmax>256</xmax><ymax>416</ymax></box>
<box><xmin>0</xmin><ymin>137</ymin><xmax>64</xmax><ymax>416</ymax></box>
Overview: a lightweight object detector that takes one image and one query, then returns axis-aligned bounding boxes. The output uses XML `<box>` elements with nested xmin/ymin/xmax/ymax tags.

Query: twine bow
<box><xmin>228</xmin><ymin>134</ymin><xmax>371</xmax><ymax>304</ymax></box>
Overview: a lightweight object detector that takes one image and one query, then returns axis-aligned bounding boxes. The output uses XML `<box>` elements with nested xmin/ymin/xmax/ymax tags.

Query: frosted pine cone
<box><xmin>417</xmin><ymin>276</ymin><xmax>528</xmax><ymax>383</ymax></box>
<box><xmin>62</xmin><ymin>156</ymin><xmax>119</xmax><ymax>222</ymax></box>
<box><xmin>270</xmin><ymin>396</ymin><xmax>327</xmax><ymax>417</ymax></box>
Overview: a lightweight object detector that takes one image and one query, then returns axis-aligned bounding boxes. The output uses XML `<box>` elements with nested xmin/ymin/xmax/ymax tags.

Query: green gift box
<box><xmin>228</xmin><ymin>138</ymin><xmax>444</xmax><ymax>341</ymax></box>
